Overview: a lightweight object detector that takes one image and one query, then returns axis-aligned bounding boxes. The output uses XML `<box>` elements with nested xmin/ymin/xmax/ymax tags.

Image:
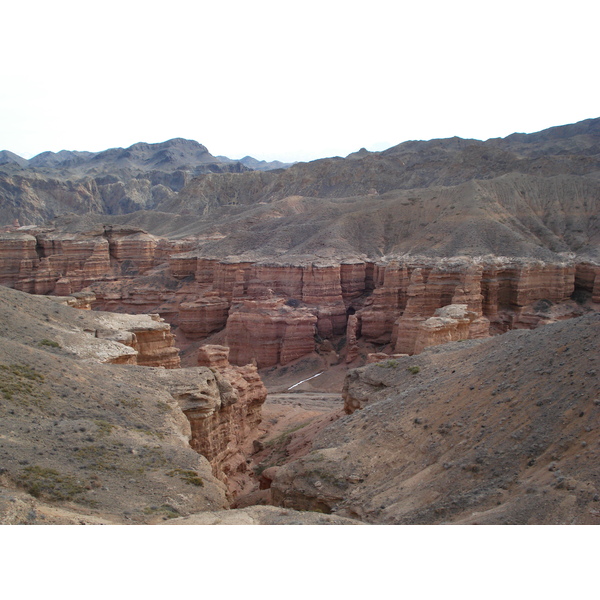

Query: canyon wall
<box><xmin>61</xmin><ymin>307</ymin><xmax>182</xmax><ymax>368</ymax></box>
<box><xmin>1</xmin><ymin>229</ymin><xmax>598</xmax><ymax>366</ymax></box>
<box><xmin>0</xmin><ymin>227</ymin><xmax>191</xmax><ymax>296</ymax></box>
<box><xmin>162</xmin><ymin>345</ymin><xmax>267</xmax><ymax>496</ymax></box>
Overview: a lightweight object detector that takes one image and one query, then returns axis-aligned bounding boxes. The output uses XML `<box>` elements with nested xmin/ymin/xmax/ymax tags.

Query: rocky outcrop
<box><xmin>345</xmin><ymin>313</ymin><xmax>360</xmax><ymax>363</ymax></box>
<box><xmin>412</xmin><ymin>304</ymin><xmax>477</xmax><ymax>354</ymax></box>
<box><xmin>103</xmin><ymin>226</ymin><xmax>159</xmax><ymax>274</ymax></box>
<box><xmin>0</xmin><ymin>227</ymin><xmax>190</xmax><ymax>296</ymax></box>
<box><xmin>158</xmin><ymin>345</ymin><xmax>267</xmax><ymax>496</ymax></box>
<box><xmin>226</xmin><ymin>299</ymin><xmax>318</xmax><ymax>368</ymax></box>
<box><xmin>197</xmin><ymin>344</ymin><xmax>230</xmax><ymax>369</ymax></box>
<box><xmin>0</xmin><ymin>232</ymin><xmax>38</xmax><ymax>287</ymax></box>
<box><xmin>2</xmin><ymin>224</ymin><xmax>598</xmax><ymax>365</ymax></box>
<box><xmin>360</xmin><ymin>261</ymin><xmax>409</xmax><ymax>343</ymax></box>
<box><xmin>393</xmin><ymin>264</ymin><xmax>490</xmax><ymax>354</ymax></box>
<box><xmin>179</xmin><ymin>296</ymin><xmax>230</xmax><ymax>339</ymax></box>
<box><xmin>74</xmin><ymin>311</ymin><xmax>181</xmax><ymax>368</ymax></box>
<box><xmin>70</xmin><ymin>254</ymin><xmax>600</xmax><ymax>363</ymax></box>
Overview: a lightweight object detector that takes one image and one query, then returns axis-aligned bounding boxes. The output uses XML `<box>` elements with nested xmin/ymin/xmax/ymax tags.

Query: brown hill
<box><xmin>269</xmin><ymin>313</ymin><xmax>600</xmax><ymax>524</ymax></box>
<box><xmin>1</xmin><ymin>118</ymin><xmax>599</xmax><ymax>262</ymax></box>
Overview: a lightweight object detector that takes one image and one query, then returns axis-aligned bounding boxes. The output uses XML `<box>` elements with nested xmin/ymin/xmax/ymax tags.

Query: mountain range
<box><xmin>1</xmin><ymin>117</ymin><xmax>599</xmax><ymax>262</ymax></box>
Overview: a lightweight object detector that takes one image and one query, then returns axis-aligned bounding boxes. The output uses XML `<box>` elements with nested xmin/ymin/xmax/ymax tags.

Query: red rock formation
<box><xmin>52</xmin><ymin>291</ymin><xmax>97</xmax><ymax>310</ymax></box>
<box><xmin>179</xmin><ymin>296</ymin><xmax>230</xmax><ymax>339</ymax></box>
<box><xmin>412</xmin><ymin>304</ymin><xmax>475</xmax><ymax>354</ymax></box>
<box><xmin>0</xmin><ymin>228</ymin><xmax>166</xmax><ymax>295</ymax></box>
<box><xmin>360</xmin><ymin>261</ymin><xmax>410</xmax><ymax>343</ymax></box>
<box><xmin>0</xmin><ymin>232</ymin><xmax>38</xmax><ymax>287</ymax></box>
<box><xmin>393</xmin><ymin>264</ymin><xmax>491</xmax><ymax>354</ymax></box>
<box><xmin>130</xmin><ymin>321</ymin><xmax>180</xmax><ymax>368</ymax></box>
<box><xmin>92</xmin><ymin>313</ymin><xmax>181</xmax><ymax>368</ymax></box>
<box><xmin>197</xmin><ymin>344</ymin><xmax>231</xmax><ymax>369</ymax></box>
<box><xmin>2</xmin><ymin>226</ymin><xmax>597</xmax><ymax>365</ymax></box>
<box><xmin>226</xmin><ymin>298</ymin><xmax>317</xmax><ymax>368</ymax></box>
<box><xmin>366</xmin><ymin>352</ymin><xmax>408</xmax><ymax>364</ymax></box>
<box><xmin>575</xmin><ymin>263</ymin><xmax>599</xmax><ymax>301</ymax></box>
<box><xmin>340</xmin><ymin>261</ymin><xmax>369</xmax><ymax>300</ymax></box>
<box><xmin>163</xmin><ymin>345</ymin><xmax>267</xmax><ymax>495</ymax></box>
<box><xmin>345</xmin><ymin>313</ymin><xmax>360</xmax><ymax>363</ymax></box>
<box><xmin>103</xmin><ymin>227</ymin><xmax>158</xmax><ymax>274</ymax></box>
<box><xmin>169</xmin><ymin>253</ymin><xmax>198</xmax><ymax>278</ymax></box>
<box><xmin>301</xmin><ymin>264</ymin><xmax>347</xmax><ymax>337</ymax></box>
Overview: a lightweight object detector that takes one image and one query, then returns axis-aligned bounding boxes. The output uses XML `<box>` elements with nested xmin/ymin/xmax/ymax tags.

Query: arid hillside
<box><xmin>269</xmin><ymin>314</ymin><xmax>600</xmax><ymax>524</ymax></box>
<box><xmin>2</xmin><ymin>118</ymin><xmax>599</xmax><ymax>261</ymax></box>
<box><xmin>1</xmin><ymin>117</ymin><xmax>599</xmax><ymax>526</ymax></box>
<box><xmin>0</xmin><ymin>285</ymin><xmax>356</xmax><ymax>524</ymax></box>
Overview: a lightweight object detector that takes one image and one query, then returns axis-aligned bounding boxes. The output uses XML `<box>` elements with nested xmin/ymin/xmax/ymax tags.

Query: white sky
<box><xmin>2</xmin><ymin>0</ymin><xmax>599</xmax><ymax>163</ymax></box>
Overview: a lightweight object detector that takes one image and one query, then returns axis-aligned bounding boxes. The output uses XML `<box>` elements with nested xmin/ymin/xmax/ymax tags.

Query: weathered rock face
<box><xmin>75</xmin><ymin>311</ymin><xmax>181</xmax><ymax>368</ymax></box>
<box><xmin>412</xmin><ymin>304</ymin><xmax>477</xmax><ymax>355</ymax></box>
<box><xmin>159</xmin><ymin>345</ymin><xmax>267</xmax><ymax>496</ymax></box>
<box><xmin>103</xmin><ymin>227</ymin><xmax>159</xmax><ymax>274</ymax></box>
<box><xmin>64</xmin><ymin>254</ymin><xmax>600</xmax><ymax>363</ymax></box>
<box><xmin>128</xmin><ymin>320</ymin><xmax>181</xmax><ymax>368</ymax></box>
<box><xmin>345</xmin><ymin>313</ymin><xmax>360</xmax><ymax>363</ymax></box>
<box><xmin>16</xmin><ymin>232</ymin><xmax>112</xmax><ymax>295</ymax></box>
<box><xmin>226</xmin><ymin>299</ymin><xmax>318</xmax><ymax>368</ymax></box>
<box><xmin>2</xmin><ymin>224</ymin><xmax>598</xmax><ymax>365</ymax></box>
<box><xmin>179</xmin><ymin>296</ymin><xmax>230</xmax><ymax>339</ymax></box>
<box><xmin>360</xmin><ymin>261</ymin><xmax>409</xmax><ymax>343</ymax></box>
<box><xmin>0</xmin><ymin>232</ymin><xmax>38</xmax><ymax>287</ymax></box>
<box><xmin>0</xmin><ymin>227</ymin><xmax>173</xmax><ymax>295</ymax></box>
<box><xmin>197</xmin><ymin>344</ymin><xmax>230</xmax><ymax>369</ymax></box>
<box><xmin>393</xmin><ymin>265</ymin><xmax>490</xmax><ymax>354</ymax></box>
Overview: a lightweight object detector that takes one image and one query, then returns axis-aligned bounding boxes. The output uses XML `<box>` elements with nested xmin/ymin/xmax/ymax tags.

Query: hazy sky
<box><xmin>3</xmin><ymin>0</ymin><xmax>599</xmax><ymax>163</ymax></box>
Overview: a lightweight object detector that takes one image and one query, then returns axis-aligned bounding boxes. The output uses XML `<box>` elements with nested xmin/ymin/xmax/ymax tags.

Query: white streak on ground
<box><xmin>287</xmin><ymin>371</ymin><xmax>324</xmax><ymax>390</ymax></box>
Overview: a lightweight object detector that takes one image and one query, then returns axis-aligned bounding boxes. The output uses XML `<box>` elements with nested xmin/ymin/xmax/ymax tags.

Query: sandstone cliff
<box><xmin>2</xmin><ymin>224</ymin><xmax>597</xmax><ymax>367</ymax></box>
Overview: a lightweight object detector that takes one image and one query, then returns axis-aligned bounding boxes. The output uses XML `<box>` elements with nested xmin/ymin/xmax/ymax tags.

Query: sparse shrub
<box><xmin>94</xmin><ymin>420</ymin><xmax>115</xmax><ymax>437</ymax></box>
<box><xmin>38</xmin><ymin>339</ymin><xmax>61</xmax><ymax>348</ymax></box>
<box><xmin>285</xmin><ymin>298</ymin><xmax>301</xmax><ymax>308</ymax></box>
<box><xmin>16</xmin><ymin>466</ymin><xmax>86</xmax><ymax>501</ymax></box>
<box><xmin>407</xmin><ymin>366</ymin><xmax>420</xmax><ymax>374</ymax></box>
<box><xmin>167</xmin><ymin>469</ymin><xmax>204</xmax><ymax>486</ymax></box>
<box><xmin>119</xmin><ymin>397</ymin><xmax>142</xmax><ymax>408</ymax></box>
<box><xmin>265</xmin><ymin>421</ymin><xmax>311</xmax><ymax>448</ymax></box>
<box><xmin>533</xmin><ymin>299</ymin><xmax>553</xmax><ymax>313</ymax></box>
<box><xmin>144</xmin><ymin>504</ymin><xmax>180</xmax><ymax>519</ymax></box>
<box><xmin>253</xmin><ymin>464</ymin><xmax>270</xmax><ymax>477</ymax></box>
<box><xmin>0</xmin><ymin>364</ymin><xmax>45</xmax><ymax>403</ymax></box>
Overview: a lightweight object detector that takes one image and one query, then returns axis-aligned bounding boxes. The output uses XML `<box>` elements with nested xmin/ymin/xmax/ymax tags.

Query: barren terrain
<box><xmin>1</xmin><ymin>117</ymin><xmax>599</xmax><ymax>525</ymax></box>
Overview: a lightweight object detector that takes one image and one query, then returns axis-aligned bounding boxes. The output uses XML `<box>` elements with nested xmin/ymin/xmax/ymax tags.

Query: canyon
<box><xmin>0</xmin><ymin>226</ymin><xmax>597</xmax><ymax>367</ymax></box>
<box><xmin>1</xmin><ymin>117</ymin><xmax>599</xmax><ymax>524</ymax></box>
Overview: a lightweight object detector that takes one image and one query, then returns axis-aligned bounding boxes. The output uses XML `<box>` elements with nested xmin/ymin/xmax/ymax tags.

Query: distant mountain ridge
<box><xmin>1</xmin><ymin>117</ymin><xmax>599</xmax><ymax>262</ymax></box>
<box><xmin>0</xmin><ymin>138</ymin><xmax>294</xmax><ymax>174</ymax></box>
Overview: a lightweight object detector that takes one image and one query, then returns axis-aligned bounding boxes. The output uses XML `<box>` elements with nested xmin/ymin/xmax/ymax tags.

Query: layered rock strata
<box><xmin>2</xmin><ymin>225</ymin><xmax>598</xmax><ymax>365</ymax></box>
<box><xmin>75</xmin><ymin>311</ymin><xmax>181</xmax><ymax>368</ymax></box>
<box><xmin>159</xmin><ymin>345</ymin><xmax>267</xmax><ymax>495</ymax></box>
<box><xmin>83</xmin><ymin>255</ymin><xmax>600</xmax><ymax>365</ymax></box>
<box><xmin>0</xmin><ymin>227</ymin><xmax>191</xmax><ymax>295</ymax></box>
<box><xmin>225</xmin><ymin>299</ymin><xmax>318</xmax><ymax>368</ymax></box>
